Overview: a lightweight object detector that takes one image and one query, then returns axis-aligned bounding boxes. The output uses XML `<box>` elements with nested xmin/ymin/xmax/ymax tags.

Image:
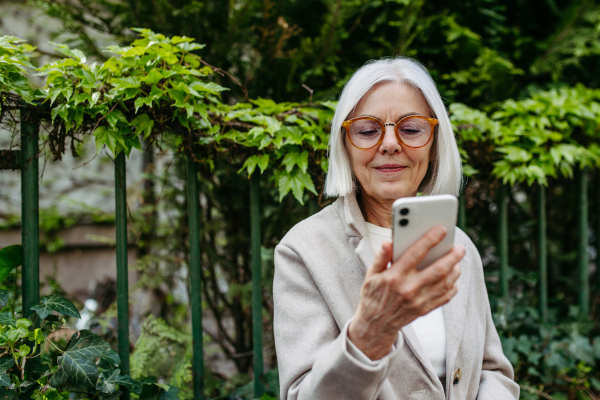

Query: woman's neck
<box><xmin>360</xmin><ymin>191</ymin><xmax>393</xmax><ymax>229</ymax></box>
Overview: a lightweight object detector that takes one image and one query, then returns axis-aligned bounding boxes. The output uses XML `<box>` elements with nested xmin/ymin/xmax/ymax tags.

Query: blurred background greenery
<box><xmin>1</xmin><ymin>0</ymin><xmax>600</xmax><ymax>399</ymax></box>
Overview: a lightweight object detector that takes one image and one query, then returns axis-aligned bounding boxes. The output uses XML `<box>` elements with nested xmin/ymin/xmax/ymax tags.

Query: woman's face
<box><xmin>345</xmin><ymin>81</ymin><xmax>434</xmax><ymax>202</ymax></box>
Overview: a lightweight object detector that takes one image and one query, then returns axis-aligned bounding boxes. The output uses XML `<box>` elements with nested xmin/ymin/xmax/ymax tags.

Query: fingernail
<box><xmin>458</xmin><ymin>245</ymin><xmax>466</xmax><ymax>256</ymax></box>
<box><xmin>436</xmin><ymin>227</ymin><xmax>447</xmax><ymax>238</ymax></box>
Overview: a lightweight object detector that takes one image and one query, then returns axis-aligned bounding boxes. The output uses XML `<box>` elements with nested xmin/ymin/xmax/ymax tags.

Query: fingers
<box><xmin>392</xmin><ymin>226</ymin><xmax>447</xmax><ymax>273</ymax></box>
<box><xmin>366</xmin><ymin>240</ymin><xmax>392</xmax><ymax>277</ymax></box>
<box><xmin>418</xmin><ymin>245</ymin><xmax>465</xmax><ymax>288</ymax></box>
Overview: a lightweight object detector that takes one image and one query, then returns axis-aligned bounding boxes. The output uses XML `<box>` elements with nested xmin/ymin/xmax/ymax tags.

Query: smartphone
<box><xmin>392</xmin><ymin>194</ymin><xmax>458</xmax><ymax>270</ymax></box>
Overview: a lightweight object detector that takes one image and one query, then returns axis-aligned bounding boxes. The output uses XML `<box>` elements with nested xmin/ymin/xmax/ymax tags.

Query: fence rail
<box><xmin>1</xmin><ymin>107</ymin><xmax>598</xmax><ymax>398</ymax></box>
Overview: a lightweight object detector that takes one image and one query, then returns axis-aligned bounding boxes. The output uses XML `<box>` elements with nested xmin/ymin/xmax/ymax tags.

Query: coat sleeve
<box><xmin>273</xmin><ymin>243</ymin><xmax>402</xmax><ymax>400</ymax></box>
<box><xmin>466</xmin><ymin>238</ymin><xmax>520</xmax><ymax>400</ymax></box>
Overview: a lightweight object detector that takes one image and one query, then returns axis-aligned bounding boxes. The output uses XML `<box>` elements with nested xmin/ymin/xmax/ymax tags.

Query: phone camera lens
<box><xmin>400</xmin><ymin>208</ymin><xmax>409</xmax><ymax>216</ymax></box>
<box><xmin>400</xmin><ymin>219</ymin><xmax>409</xmax><ymax>227</ymax></box>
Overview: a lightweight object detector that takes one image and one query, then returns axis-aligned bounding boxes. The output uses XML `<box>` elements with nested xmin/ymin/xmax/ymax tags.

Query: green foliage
<box><xmin>494</xmin><ymin>298</ymin><xmax>600</xmax><ymax>399</ymax></box>
<box><xmin>451</xmin><ymin>85</ymin><xmax>600</xmax><ymax>186</ymax></box>
<box><xmin>0</xmin><ymin>36</ymin><xmax>36</xmax><ymax>105</ymax></box>
<box><xmin>0</xmin><ymin>246</ymin><xmax>21</xmax><ymax>284</ymax></box>
<box><xmin>31</xmin><ymin>294</ymin><xmax>81</xmax><ymax>320</ymax></box>
<box><xmin>0</xmin><ymin>249</ymin><xmax>176</xmax><ymax>399</ymax></box>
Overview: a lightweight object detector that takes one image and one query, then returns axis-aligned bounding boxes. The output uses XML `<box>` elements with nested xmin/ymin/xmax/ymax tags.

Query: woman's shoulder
<box><xmin>277</xmin><ymin>199</ymin><xmax>348</xmax><ymax>252</ymax></box>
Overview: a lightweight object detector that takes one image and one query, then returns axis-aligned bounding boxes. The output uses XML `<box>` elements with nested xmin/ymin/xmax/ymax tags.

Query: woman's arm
<box><xmin>274</xmin><ymin>243</ymin><xmax>400</xmax><ymax>400</ymax></box>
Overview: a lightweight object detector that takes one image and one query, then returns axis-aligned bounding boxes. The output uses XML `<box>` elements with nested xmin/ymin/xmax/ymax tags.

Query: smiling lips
<box><xmin>373</xmin><ymin>164</ymin><xmax>407</xmax><ymax>173</ymax></box>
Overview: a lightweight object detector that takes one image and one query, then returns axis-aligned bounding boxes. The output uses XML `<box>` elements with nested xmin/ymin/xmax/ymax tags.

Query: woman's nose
<box><xmin>379</xmin><ymin>125</ymin><xmax>401</xmax><ymax>154</ymax></box>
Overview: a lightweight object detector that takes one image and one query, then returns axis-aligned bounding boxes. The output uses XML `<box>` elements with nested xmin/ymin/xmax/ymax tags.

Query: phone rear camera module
<box><xmin>399</xmin><ymin>219</ymin><xmax>409</xmax><ymax>227</ymax></box>
<box><xmin>400</xmin><ymin>208</ymin><xmax>409</xmax><ymax>216</ymax></box>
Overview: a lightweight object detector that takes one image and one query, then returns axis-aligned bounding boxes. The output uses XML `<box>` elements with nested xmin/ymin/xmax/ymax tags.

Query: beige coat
<box><xmin>273</xmin><ymin>193</ymin><xmax>519</xmax><ymax>400</ymax></box>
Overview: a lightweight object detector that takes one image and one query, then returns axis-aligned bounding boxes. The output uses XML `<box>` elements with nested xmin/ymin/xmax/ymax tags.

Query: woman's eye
<box><xmin>359</xmin><ymin>130</ymin><xmax>379</xmax><ymax>136</ymax></box>
<box><xmin>400</xmin><ymin>127</ymin><xmax>422</xmax><ymax>135</ymax></box>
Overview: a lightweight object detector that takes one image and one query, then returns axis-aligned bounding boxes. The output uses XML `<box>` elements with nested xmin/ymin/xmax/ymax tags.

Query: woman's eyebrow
<box><xmin>356</xmin><ymin>112</ymin><xmax>421</xmax><ymax>121</ymax></box>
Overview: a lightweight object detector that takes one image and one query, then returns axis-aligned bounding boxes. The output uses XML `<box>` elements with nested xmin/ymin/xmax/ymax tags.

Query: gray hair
<box><xmin>323</xmin><ymin>57</ymin><xmax>462</xmax><ymax>197</ymax></box>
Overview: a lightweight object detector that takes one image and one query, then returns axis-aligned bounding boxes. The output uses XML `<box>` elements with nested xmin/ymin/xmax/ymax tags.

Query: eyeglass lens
<box><xmin>348</xmin><ymin>117</ymin><xmax>432</xmax><ymax>148</ymax></box>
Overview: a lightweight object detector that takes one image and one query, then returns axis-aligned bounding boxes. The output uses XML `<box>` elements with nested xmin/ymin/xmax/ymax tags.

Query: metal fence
<box><xmin>1</xmin><ymin>106</ymin><xmax>598</xmax><ymax>399</ymax></box>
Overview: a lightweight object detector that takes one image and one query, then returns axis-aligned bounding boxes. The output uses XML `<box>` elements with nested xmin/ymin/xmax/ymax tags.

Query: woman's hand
<box><xmin>348</xmin><ymin>226</ymin><xmax>465</xmax><ymax>360</ymax></box>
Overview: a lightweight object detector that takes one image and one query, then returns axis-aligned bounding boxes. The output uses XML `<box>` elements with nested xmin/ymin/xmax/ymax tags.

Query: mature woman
<box><xmin>273</xmin><ymin>58</ymin><xmax>519</xmax><ymax>400</ymax></box>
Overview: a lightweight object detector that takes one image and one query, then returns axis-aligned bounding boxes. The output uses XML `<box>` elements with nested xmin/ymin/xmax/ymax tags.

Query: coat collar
<box><xmin>337</xmin><ymin>192</ymin><xmax>471</xmax><ymax>387</ymax></box>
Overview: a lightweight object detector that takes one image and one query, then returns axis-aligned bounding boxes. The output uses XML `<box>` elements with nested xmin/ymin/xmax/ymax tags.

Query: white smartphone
<box><xmin>392</xmin><ymin>194</ymin><xmax>458</xmax><ymax>270</ymax></box>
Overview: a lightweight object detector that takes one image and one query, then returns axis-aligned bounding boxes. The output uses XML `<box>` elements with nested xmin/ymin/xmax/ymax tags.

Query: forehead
<box><xmin>352</xmin><ymin>81</ymin><xmax>431</xmax><ymax>120</ymax></box>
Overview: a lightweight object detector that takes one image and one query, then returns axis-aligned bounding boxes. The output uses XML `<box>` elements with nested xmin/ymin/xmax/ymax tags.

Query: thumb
<box><xmin>367</xmin><ymin>240</ymin><xmax>392</xmax><ymax>277</ymax></box>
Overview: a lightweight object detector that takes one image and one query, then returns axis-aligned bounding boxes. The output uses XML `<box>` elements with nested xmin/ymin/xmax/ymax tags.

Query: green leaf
<box><xmin>15</xmin><ymin>344</ymin><xmax>29</xmax><ymax>358</ymax></box>
<box><xmin>30</xmin><ymin>294</ymin><xmax>81</xmax><ymax>319</ymax></box>
<box><xmin>49</xmin><ymin>366</ymin><xmax>67</xmax><ymax>387</ymax></box>
<box><xmin>58</xmin><ymin>351</ymin><xmax>97</xmax><ymax>391</ymax></box>
<box><xmin>0</xmin><ymin>358</ymin><xmax>14</xmax><ymax>387</ymax></box>
<box><xmin>54</xmin><ymin>330</ymin><xmax>109</xmax><ymax>391</ymax></box>
<box><xmin>0</xmin><ymin>313</ymin><xmax>16</xmax><ymax>327</ymax></box>
<box><xmin>281</xmin><ymin>151</ymin><xmax>308</xmax><ymax>173</ymax></box>
<box><xmin>97</xmin><ymin>349</ymin><xmax>120</xmax><ymax>370</ymax></box>
<box><xmin>238</xmin><ymin>155</ymin><xmax>269</xmax><ymax>176</ymax></box>
<box><xmin>0</xmin><ymin>291</ymin><xmax>9</xmax><ymax>308</ymax></box>
<box><xmin>97</xmin><ymin>369</ymin><xmax>141</xmax><ymax>394</ymax></box>
<box><xmin>278</xmin><ymin>169</ymin><xmax>317</xmax><ymax>204</ymax></box>
<box><xmin>0</xmin><ymin>245</ymin><xmax>21</xmax><ymax>270</ymax></box>
<box><xmin>138</xmin><ymin>383</ymin><xmax>179</xmax><ymax>400</ymax></box>
<box><xmin>130</xmin><ymin>114</ymin><xmax>154</xmax><ymax>138</ymax></box>
<box><xmin>0</xmin><ymin>387</ymin><xmax>19</xmax><ymax>399</ymax></box>
<box><xmin>140</xmin><ymin>69</ymin><xmax>163</xmax><ymax>85</ymax></box>
<box><xmin>31</xmin><ymin>388</ymin><xmax>69</xmax><ymax>400</ymax></box>
<box><xmin>65</xmin><ymin>330</ymin><xmax>110</xmax><ymax>358</ymax></box>
<box><xmin>106</xmin><ymin>109</ymin><xmax>128</xmax><ymax>129</ymax></box>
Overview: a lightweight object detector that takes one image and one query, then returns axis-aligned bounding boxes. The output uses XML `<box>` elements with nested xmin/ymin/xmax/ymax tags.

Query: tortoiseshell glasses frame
<box><xmin>342</xmin><ymin>115</ymin><xmax>439</xmax><ymax>150</ymax></box>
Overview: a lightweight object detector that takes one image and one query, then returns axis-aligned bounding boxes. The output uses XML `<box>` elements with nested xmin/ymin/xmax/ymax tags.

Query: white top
<box><xmin>346</xmin><ymin>223</ymin><xmax>447</xmax><ymax>377</ymax></box>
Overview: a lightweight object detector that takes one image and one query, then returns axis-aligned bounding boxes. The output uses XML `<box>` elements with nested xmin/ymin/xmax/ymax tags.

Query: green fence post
<box><xmin>115</xmin><ymin>153</ymin><xmax>130</xmax><ymax>400</ymax></box>
<box><xmin>537</xmin><ymin>184</ymin><xmax>548</xmax><ymax>324</ymax></box>
<box><xmin>187</xmin><ymin>159</ymin><xmax>205</xmax><ymax>400</ymax></box>
<box><xmin>577</xmin><ymin>168</ymin><xmax>589</xmax><ymax>315</ymax></box>
<box><xmin>250</xmin><ymin>173</ymin><xmax>264</xmax><ymax>397</ymax></box>
<box><xmin>20</xmin><ymin>105</ymin><xmax>39</xmax><ymax>320</ymax></box>
<box><xmin>458</xmin><ymin>192</ymin><xmax>466</xmax><ymax>231</ymax></box>
<box><xmin>499</xmin><ymin>184</ymin><xmax>509</xmax><ymax>298</ymax></box>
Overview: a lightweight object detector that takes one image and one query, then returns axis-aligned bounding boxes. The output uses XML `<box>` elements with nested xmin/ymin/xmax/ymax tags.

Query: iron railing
<box><xmin>1</xmin><ymin>107</ymin><xmax>598</xmax><ymax>399</ymax></box>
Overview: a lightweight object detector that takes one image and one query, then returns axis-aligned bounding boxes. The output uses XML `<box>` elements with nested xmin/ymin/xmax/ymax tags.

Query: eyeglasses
<box><xmin>342</xmin><ymin>115</ymin><xmax>438</xmax><ymax>150</ymax></box>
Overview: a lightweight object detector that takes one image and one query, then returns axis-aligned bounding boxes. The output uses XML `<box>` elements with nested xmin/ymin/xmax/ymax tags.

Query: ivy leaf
<box><xmin>0</xmin><ymin>245</ymin><xmax>21</xmax><ymax>284</ymax></box>
<box><xmin>55</xmin><ymin>330</ymin><xmax>110</xmax><ymax>391</ymax></box>
<box><xmin>138</xmin><ymin>383</ymin><xmax>179</xmax><ymax>400</ymax></box>
<box><xmin>0</xmin><ymin>291</ymin><xmax>9</xmax><ymax>308</ymax></box>
<box><xmin>58</xmin><ymin>351</ymin><xmax>97</xmax><ymax>391</ymax></box>
<box><xmin>31</xmin><ymin>387</ymin><xmax>69</xmax><ymax>400</ymax></box>
<box><xmin>31</xmin><ymin>294</ymin><xmax>81</xmax><ymax>320</ymax></box>
<box><xmin>0</xmin><ymin>313</ymin><xmax>16</xmax><ymax>327</ymax></box>
<box><xmin>278</xmin><ymin>169</ymin><xmax>317</xmax><ymax>204</ymax></box>
<box><xmin>65</xmin><ymin>330</ymin><xmax>110</xmax><ymax>359</ymax></box>
<box><xmin>0</xmin><ymin>358</ymin><xmax>14</xmax><ymax>387</ymax></box>
<box><xmin>0</xmin><ymin>387</ymin><xmax>18</xmax><ymax>399</ymax></box>
<box><xmin>97</xmin><ymin>349</ymin><xmax>120</xmax><ymax>371</ymax></box>
<box><xmin>97</xmin><ymin>369</ymin><xmax>141</xmax><ymax>394</ymax></box>
<box><xmin>130</xmin><ymin>114</ymin><xmax>154</xmax><ymax>139</ymax></box>
<box><xmin>49</xmin><ymin>365</ymin><xmax>68</xmax><ymax>387</ymax></box>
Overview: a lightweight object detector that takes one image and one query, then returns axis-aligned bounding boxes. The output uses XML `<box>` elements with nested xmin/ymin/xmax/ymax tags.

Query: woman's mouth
<box><xmin>374</xmin><ymin>164</ymin><xmax>407</xmax><ymax>173</ymax></box>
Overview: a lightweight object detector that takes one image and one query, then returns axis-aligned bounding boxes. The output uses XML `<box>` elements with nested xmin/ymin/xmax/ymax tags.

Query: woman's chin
<box><xmin>371</xmin><ymin>184</ymin><xmax>417</xmax><ymax>202</ymax></box>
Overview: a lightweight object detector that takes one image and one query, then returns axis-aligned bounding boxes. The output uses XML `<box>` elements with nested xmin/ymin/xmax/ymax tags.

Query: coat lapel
<box><xmin>443</xmin><ymin>233</ymin><xmax>472</xmax><ymax>377</ymax></box>
<box><xmin>342</xmin><ymin>192</ymin><xmax>444</xmax><ymax>381</ymax></box>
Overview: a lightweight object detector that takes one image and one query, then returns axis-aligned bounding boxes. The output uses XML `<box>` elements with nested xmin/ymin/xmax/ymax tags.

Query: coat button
<box><xmin>453</xmin><ymin>368</ymin><xmax>462</xmax><ymax>384</ymax></box>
